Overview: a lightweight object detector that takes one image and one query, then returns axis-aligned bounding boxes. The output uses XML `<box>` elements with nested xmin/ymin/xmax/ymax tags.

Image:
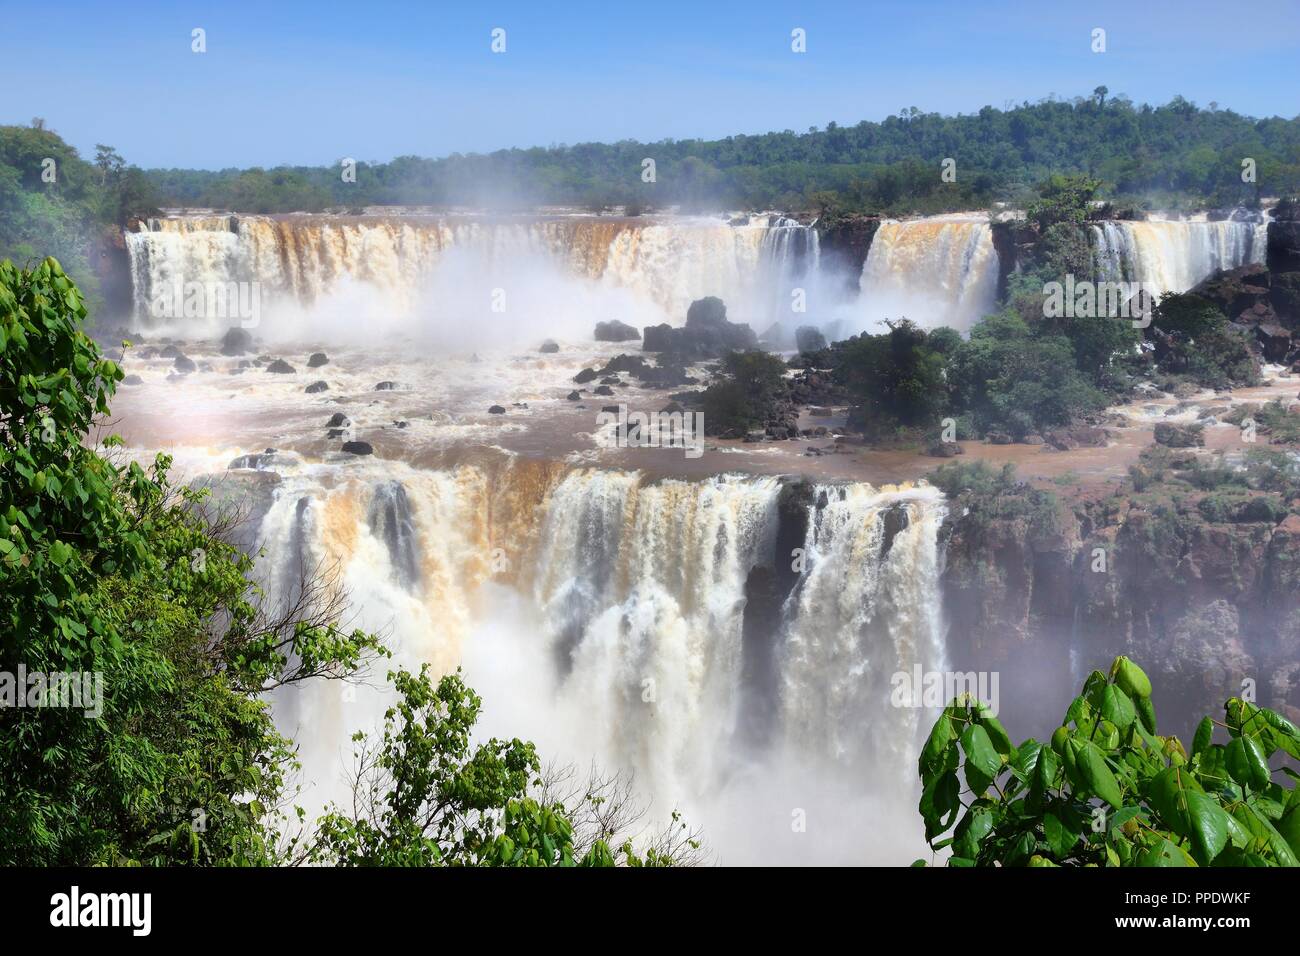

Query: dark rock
<box><xmin>488</xmin><ymin>405</ymin><xmax>506</xmax><ymax>414</ymax></box>
<box><xmin>266</xmin><ymin>359</ymin><xmax>296</xmax><ymax>374</ymax></box>
<box><xmin>600</xmin><ymin>376</ymin><xmax>622</xmax><ymax>386</ymax></box>
<box><xmin>986</xmin><ymin>431</ymin><xmax>1012</xmax><ymax>445</ymax></box>
<box><xmin>594</xmin><ymin>320</ymin><xmax>640</xmax><ymax>342</ymax></box>
<box><xmin>880</xmin><ymin>504</ymin><xmax>910</xmax><ymax>558</ymax></box>
<box><xmin>573</xmin><ymin>368</ymin><xmax>599</xmax><ymax>384</ymax></box>
<box><xmin>374</xmin><ymin>381</ymin><xmax>399</xmax><ymax>390</ymax></box>
<box><xmin>220</xmin><ymin>328</ymin><xmax>254</xmax><ymax>356</ymax></box>
<box><xmin>305</xmin><ymin>380</ymin><xmax>329</xmax><ymax>393</ymax></box>
<box><xmin>160</xmin><ymin>344</ymin><xmax>184</xmax><ymax>359</ymax></box>
<box><xmin>392</xmin><ymin>420</ymin><xmax>408</xmax><ymax>429</ymax></box>
<box><xmin>593</xmin><ymin>385</ymin><xmax>615</xmax><ymax>396</ymax></box>
<box><xmin>539</xmin><ymin>339</ymin><xmax>560</xmax><ymax>353</ymax></box>
<box><xmin>325</xmin><ymin>412</ymin><xmax>350</xmax><ymax>428</ymax></box>
<box><xmin>600</xmin><ymin>405</ymin><xmax>621</xmax><ymax>414</ymax></box>
<box><xmin>341</xmin><ymin>441</ymin><xmax>374</xmax><ymax>455</ymax></box>
<box><xmin>566</xmin><ymin>390</ymin><xmax>582</xmax><ymax>401</ymax></box>
<box><xmin>122</xmin><ymin>374</ymin><xmax>144</xmax><ymax>386</ymax></box>
<box><xmin>307</xmin><ymin>352</ymin><xmax>329</xmax><ymax>368</ymax></box>
<box><xmin>795</xmin><ymin>325</ymin><xmax>828</xmax><ymax>353</ymax></box>
<box><xmin>172</xmin><ymin>355</ymin><xmax>196</xmax><ymax>373</ymax></box>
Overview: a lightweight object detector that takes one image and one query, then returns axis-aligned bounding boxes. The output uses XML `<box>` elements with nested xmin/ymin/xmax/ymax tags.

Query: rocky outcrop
<box><xmin>643</xmin><ymin>297</ymin><xmax>758</xmax><ymax>359</ymax></box>
<box><xmin>1268</xmin><ymin>198</ymin><xmax>1300</xmax><ymax>274</ymax></box>
<box><xmin>814</xmin><ymin>215</ymin><xmax>881</xmax><ymax>294</ymax></box>
<box><xmin>941</xmin><ymin>483</ymin><xmax>1300</xmax><ymax>739</ymax></box>
<box><xmin>594</xmin><ymin>320</ymin><xmax>640</xmax><ymax>342</ymax></box>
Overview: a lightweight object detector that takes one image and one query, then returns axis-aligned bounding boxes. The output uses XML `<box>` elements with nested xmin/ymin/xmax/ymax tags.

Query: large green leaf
<box><xmin>1100</xmin><ymin>684</ymin><xmax>1136</xmax><ymax>731</ymax></box>
<box><xmin>1073</xmin><ymin>739</ymin><xmax>1123</xmax><ymax>809</ymax></box>
<box><xmin>1184</xmin><ymin>791</ymin><xmax>1230</xmax><ymax>865</ymax></box>
<box><xmin>1226</xmin><ymin>735</ymin><xmax>1270</xmax><ymax>791</ymax></box>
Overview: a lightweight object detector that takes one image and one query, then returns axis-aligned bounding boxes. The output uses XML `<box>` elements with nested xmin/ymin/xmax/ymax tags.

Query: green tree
<box><xmin>917</xmin><ymin>656</ymin><xmax>1300</xmax><ymax>866</ymax></box>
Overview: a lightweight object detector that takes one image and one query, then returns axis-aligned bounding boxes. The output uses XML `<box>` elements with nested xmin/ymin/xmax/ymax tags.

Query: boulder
<box><xmin>566</xmin><ymin>391</ymin><xmax>582</xmax><ymax>401</ymax></box>
<box><xmin>593</xmin><ymin>385</ymin><xmax>615</xmax><ymax>396</ymax></box>
<box><xmin>341</xmin><ymin>441</ymin><xmax>373</xmax><ymax>455</ymax></box>
<box><xmin>325</xmin><ymin>412</ymin><xmax>350</xmax><ymax>428</ymax></box>
<box><xmin>266</xmin><ymin>359</ymin><xmax>296</xmax><ymax>374</ymax></box>
<box><xmin>594</xmin><ymin>320</ymin><xmax>640</xmax><ymax>342</ymax></box>
<box><xmin>160</xmin><ymin>344</ymin><xmax>184</xmax><ymax>359</ymax></box>
<box><xmin>926</xmin><ymin>442</ymin><xmax>964</xmax><ymax>458</ymax></box>
<box><xmin>539</xmin><ymin>339</ymin><xmax>560</xmax><ymax>353</ymax></box>
<box><xmin>305</xmin><ymin>380</ymin><xmax>329</xmax><ymax>393</ymax></box>
<box><xmin>488</xmin><ymin>405</ymin><xmax>506</xmax><ymax>415</ymax></box>
<box><xmin>307</xmin><ymin>352</ymin><xmax>329</xmax><ymax>367</ymax></box>
<box><xmin>122</xmin><ymin>374</ymin><xmax>144</xmax><ymax>386</ymax></box>
<box><xmin>573</xmin><ymin>368</ymin><xmax>599</xmax><ymax>384</ymax></box>
<box><xmin>220</xmin><ymin>328</ymin><xmax>254</xmax><ymax>356</ymax></box>
<box><xmin>172</xmin><ymin>355</ymin><xmax>196</xmax><ymax>374</ymax></box>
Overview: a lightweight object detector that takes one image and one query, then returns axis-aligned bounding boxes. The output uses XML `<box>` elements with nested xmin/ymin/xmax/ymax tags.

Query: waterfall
<box><xmin>236</xmin><ymin>459</ymin><xmax>947</xmax><ymax>859</ymax></box>
<box><xmin>857</xmin><ymin>216</ymin><xmax>1000</xmax><ymax>332</ymax></box>
<box><xmin>1089</xmin><ymin>219</ymin><xmax>1264</xmax><ymax>294</ymax></box>
<box><xmin>124</xmin><ymin>213</ymin><xmax>830</xmax><ymax>338</ymax></box>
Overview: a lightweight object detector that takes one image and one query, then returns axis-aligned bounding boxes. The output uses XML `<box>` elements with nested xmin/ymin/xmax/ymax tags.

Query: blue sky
<box><xmin>3</xmin><ymin>0</ymin><xmax>1297</xmax><ymax>169</ymax></box>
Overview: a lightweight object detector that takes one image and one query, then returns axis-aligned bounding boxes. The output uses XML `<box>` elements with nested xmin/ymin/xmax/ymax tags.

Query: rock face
<box><xmin>594</xmin><ymin>320</ymin><xmax>640</xmax><ymax>342</ymax></box>
<box><xmin>641</xmin><ymin>297</ymin><xmax>758</xmax><ymax>359</ymax></box>
<box><xmin>814</xmin><ymin>215</ymin><xmax>881</xmax><ymax>294</ymax></box>
<box><xmin>795</xmin><ymin>325</ymin><xmax>827</xmax><ymax>354</ymax></box>
<box><xmin>1268</xmin><ymin>198</ymin><xmax>1300</xmax><ymax>274</ymax></box>
<box><xmin>220</xmin><ymin>328</ymin><xmax>254</xmax><ymax>356</ymax></box>
<box><xmin>941</xmin><ymin>485</ymin><xmax>1300</xmax><ymax>739</ymax></box>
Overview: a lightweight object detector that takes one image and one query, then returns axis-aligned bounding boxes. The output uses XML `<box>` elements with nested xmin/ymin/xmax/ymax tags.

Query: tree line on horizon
<box><xmin>138</xmin><ymin>92</ymin><xmax>1300</xmax><ymax>215</ymax></box>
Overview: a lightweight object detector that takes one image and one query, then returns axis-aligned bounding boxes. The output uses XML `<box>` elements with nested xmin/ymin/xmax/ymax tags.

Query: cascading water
<box><xmin>234</xmin><ymin>456</ymin><xmax>947</xmax><ymax>863</ymax></box>
<box><xmin>1089</xmin><ymin>219</ymin><xmax>1265</xmax><ymax>293</ymax></box>
<box><xmin>856</xmin><ymin>215</ymin><xmax>1001</xmax><ymax>332</ymax></box>
<box><xmin>124</xmin><ymin>213</ymin><xmax>834</xmax><ymax>340</ymax></box>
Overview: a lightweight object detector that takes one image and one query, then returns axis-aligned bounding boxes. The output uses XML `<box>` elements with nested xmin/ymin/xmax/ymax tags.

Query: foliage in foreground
<box><xmin>918</xmin><ymin>656</ymin><xmax>1300</xmax><ymax>866</ymax></box>
<box><xmin>0</xmin><ymin>257</ymin><xmax>695</xmax><ymax>866</ymax></box>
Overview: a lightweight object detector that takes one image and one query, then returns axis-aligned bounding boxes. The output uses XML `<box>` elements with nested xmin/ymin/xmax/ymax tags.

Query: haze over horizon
<box><xmin>3</xmin><ymin>0</ymin><xmax>1298</xmax><ymax>171</ymax></box>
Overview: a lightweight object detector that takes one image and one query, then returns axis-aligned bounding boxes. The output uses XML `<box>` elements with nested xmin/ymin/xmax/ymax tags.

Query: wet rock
<box><xmin>795</xmin><ymin>325</ymin><xmax>828</xmax><ymax>353</ymax></box>
<box><xmin>1154</xmin><ymin>422</ymin><xmax>1206</xmax><ymax>447</ymax></box>
<box><xmin>266</xmin><ymin>359</ymin><xmax>296</xmax><ymax>374</ymax></box>
<box><xmin>594</xmin><ymin>320</ymin><xmax>641</xmax><ymax>342</ymax></box>
<box><xmin>307</xmin><ymin>351</ymin><xmax>329</xmax><ymax>367</ymax></box>
<box><xmin>566</xmin><ymin>390</ymin><xmax>582</xmax><ymax>401</ymax></box>
<box><xmin>600</xmin><ymin>376</ymin><xmax>622</xmax><ymax>386</ymax></box>
<box><xmin>488</xmin><ymin>405</ymin><xmax>506</xmax><ymax>414</ymax></box>
<box><xmin>374</xmin><ymin>381</ymin><xmax>399</xmax><ymax>390</ymax></box>
<box><xmin>220</xmin><ymin>328</ymin><xmax>254</xmax><ymax>356</ymax></box>
<box><xmin>600</xmin><ymin>405</ymin><xmax>621</xmax><ymax>414</ymax></box>
<box><xmin>512</xmin><ymin>402</ymin><xmax>529</xmax><ymax>408</ymax></box>
<box><xmin>986</xmin><ymin>431</ymin><xmax>1012</xmax><ymax>445</ymax></box>
<box><xmin>743</xmin><ymin>431</ymin><xmax>766</xmax><ymax>443</ymax></box>
<box><xmin>325</xmin><ymin>413</ymin><xmax>350</xmax><ymax>428</ymax></box>
<box><xmin>172</xmin><ymin>355</ymin><xmax>196</xmax><ymax>373</ymax></box>
<box><xmin>392</xmin><ymin>420</ymin><xmax>408</xmax><ymax>429</ymax></box>
<box><xmin>122</xmin><ymin>374</ymin><xmax>144</xmax><ymax>386</ymax></box>
<box><xmin>880</xmin><ymin>504</ymin><xmax>910</xmax><ymax>558</ymax></box>
<box><xmin>341</xmin><ymin>441</ymin><xmax>373</xmax><ymax>455</ymax></box>
<box><xmin>305</xmin><ymin>380</ymin><xmax>329</xmax><ymax>393</ymax></box>
<box><xmin>160</xmin><ymin>344</ymin><xmax>184</xmax><ymax>359</ymax></box>
<box><xmin>539</xmin><ymin>339</ymin><xmax>560</xmax><ymax>353</ymax></box>
<box><xmin>593</xmin><ymin>385</ymin><xmax>615</xmax><ymax>396</ymax></box>
<box><xmin>573</xmin><ymin>368</ymin><xmax>599</xmax><ymax>384</ymax></box>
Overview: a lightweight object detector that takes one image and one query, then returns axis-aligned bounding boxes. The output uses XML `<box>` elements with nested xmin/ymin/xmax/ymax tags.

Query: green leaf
<box><xmin>1073</xmin><ymin>739</ymin><xmax>1123</xmax><ymax>809</ymax></box>
<box><xmin>961</xmin><ymin>724</ymin><xmax>1002</xmax><ymax>795</ymax></box>
<box><xmin>1191</xmin><ymin>717</ymin><xmax>1214</xmax><ymax>756</ymax></box>
<box><xmin>1184</xmin><ymin>791</ymin><xmax>1230</xmax><ymax>866</ymax></box>
<box><xmin>1100</xmin><ymin>684</ymin><xmax>1136</xmax><ymax>731</ymax></box>
<box><xmin>1226</xmin><ymin>735</ymin><xmax>1270</xmax><ymax>791</ymax></box>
